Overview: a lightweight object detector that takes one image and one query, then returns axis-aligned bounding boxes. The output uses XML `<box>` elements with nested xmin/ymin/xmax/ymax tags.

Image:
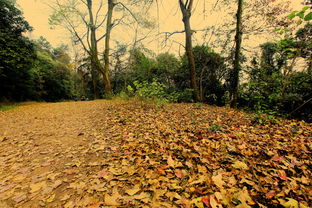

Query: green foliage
<box><xmin>176</xmin><ymin>45</ymin><xmax>228</xmax><ymax>105</ymax></box>
<box><xmin>132</xmin><ymin>80</ymin><xmax>167</xmax><ymax>100</ymax></box>
<box><xmin>210</xmin><ymin>124</ymin><xmax>223</xmax><ymax>132</ymax></box>
<box><xmin>288</xmin><ymin>6</ymin><xmax>312</xmax><ymax>25</ymax></box>
<box><xmin>116</xmin><ymin>91</ymin><xmax>130</xmax><ymax>100</ymax></box>
<box><xmin>0</xmin><ymin>1</ymin><xmax>79</xmax><ymax>102</ymax></box>
<box><xmin>111</xmin><ymin>45</ymin><xmax>228</xmax><ymax>105</ymax></box>
<box><xmin>241</xmin><ymin>31</ymin><xmax>312</xmax><ymax>122</ymax></box>
<box><xmin>251</xmin><ymin>114</ymin><xmax>279</xmax><ymax>125</ymax></box>
<box><xmin>0</xmin><ymin>0</ymin><xmax>32</xmax><ymax>34</ymax></box>
<box><xmin>0</xmin><ymin>0</ymin><xmax>36</xmax><ymax>101</ymax></box>
<box><xmin>0</xmin><ymin>103</ymin><xmax>19</xmax><ymax>111</ymax></box>
<box><xmin>31</xmin><ymin>50</ymin><xmax>76</xmax><ymax>101</ymax></box>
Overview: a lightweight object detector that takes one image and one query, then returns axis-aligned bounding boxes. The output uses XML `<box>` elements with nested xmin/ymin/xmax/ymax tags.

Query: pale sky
<box><xmin>16</xmin><ymin>0</ymin><xmax>304</xmax><ymax>55</ymax></box>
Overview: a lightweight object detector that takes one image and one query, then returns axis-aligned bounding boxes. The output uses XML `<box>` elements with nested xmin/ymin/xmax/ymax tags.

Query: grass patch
<box><xmin>0</xmin><ymin>104</ymin><xmax>19</xmax><ymax>111</ymax></box>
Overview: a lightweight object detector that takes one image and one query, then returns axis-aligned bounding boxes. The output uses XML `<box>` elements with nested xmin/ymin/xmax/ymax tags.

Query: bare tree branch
<box><xmin>116</xmin><ymin>2</ymin><xmax>138</xmax><ymax>22</ymax></box>
<box><xmin>95</xmin><ymin>0</ymin><xmax>103</xmax><ymax>25</ymax></box>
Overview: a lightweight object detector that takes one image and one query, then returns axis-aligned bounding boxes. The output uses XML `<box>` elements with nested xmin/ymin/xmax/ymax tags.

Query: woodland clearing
<box><xmin>0</xmin><ymin>100</ymin><xmax>311</xmax><ymax>208</ymax></box>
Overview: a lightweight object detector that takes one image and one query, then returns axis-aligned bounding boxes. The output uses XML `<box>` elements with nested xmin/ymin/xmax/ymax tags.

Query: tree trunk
<box><xmin>179</xmin><ymin>0</ymin><xmax>200</xmax><ymax>102</ymax></box>
<box><xmin>230</xmin><ymin>0</ymin><xmax>243</xmax><ymax>108</ymax></box>
<box><xmin>87</xmin><ymin>0</ymin><xmax>113</xmax><ymax>97</ymax></box>
<box><xmin>87</xmin><ymin>0</ymin><xmax>105</xmax><ymax>98</ymax></box>
<box><xmin>91</xmin><ymin>67</ymin><xmax>99</xmax><ymax>98</ymax></box>
<box><xmin>102</xmin><ymin>0</ymin><xmax>115</xmax><ymax>96</ymax></box>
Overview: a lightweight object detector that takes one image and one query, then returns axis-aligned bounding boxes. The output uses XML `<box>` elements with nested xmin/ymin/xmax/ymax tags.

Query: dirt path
<box><xmin>0</xmin><ymin>100</ymin><xmax>311</xmax><ymax>208</ymax></box>
<box><xmin>0</xmin><ymin>101</ymin><xmax>114</xmax><ymax>207</ymax></box>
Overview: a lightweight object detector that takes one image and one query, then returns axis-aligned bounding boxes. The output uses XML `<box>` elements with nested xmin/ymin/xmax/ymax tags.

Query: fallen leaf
<box><xmin>212</xmin><ymin>173</ymin><xmax>225</xmax><ymax>188</ymax></box>
<box><xmin>97</xmin><ymin>169</ymin><xmax>109</xmax><ymax>178</ymax></box>
<box><xmin>266</xmin><ymin>190</ymin><xmax>276</xmax><ymax>199</ymax></box>
<box><xmin>165</xmin><ymin>192</ymin><xmax>181</xmax><ymax>201</ymax></box>
<box><xmin>46</xmin><ymin>194</ymin><xmax>55</xmax><ymax>203</ymax></box>
<box><xmin>134</xmin><ymin>192</ymin><xmax>150</xmax><ymax>200</ymax></box>
<box><xmin>64</xmin><ymin>169</ymin><xmax>77</xmax><ymax>175</ymax></box>
<box><xmin>125</xmin><ymin>186</ymin><xmax>141</xmax><ymax>196</ymax></box>
<box><xmin>174</xmin><ymin>169</ymin><xmax>185</xmax><ymax>178</ymax></box>
<box><xmin>167</xmin><ymin>155</ymin><xmax>176</xmax><ymax>168</ymax></box>
<box><xmin>30</xmin><ymin>181</ymin><xmax>46</xmax><ymax>193</ymax></box>
<box><xmin>202</xmin><ymin>196</ymin><xmax>210</xmax><ymax>207</ymax></box>
<box><xmin>235</xmin><ymin>187</ymin><xmax>255</xmax><ymax>205</ymax></box>
<box><xmin>279</xmin><ymin>198</ymin><xmax>299</xmax><ymax>208</ymax></box>
<box><xmin>12</xmin><ymin>193</ymin><xmax>27</xmax><ymax>203</ymax></box>
<box><xmin>60</xmin><ymin>194</ymin><xmax>71</xmax><ymax>201</ymax></box>
<box><xmin>210</xmin><ymin>195</ymin><xmax>223</xmax><ymax>208</ymax></box>
<box><xmin>64</xmin><ymin>200</ymin><xmax>75</xmax><ymax>208</ymax></box>
<box><xmin>232</xmin><ymin>161</ymin><xmax>248</xmax><ymax>170</ymax></box>
<box><xmin>190</xmin><ymin>197</ymin><xmax>204</xmax><ymax>208</ymax></box>
<box><xmin>104</xmin><ymin>188</ymin><xmax>120</xmax><ymax>206</ymax></box>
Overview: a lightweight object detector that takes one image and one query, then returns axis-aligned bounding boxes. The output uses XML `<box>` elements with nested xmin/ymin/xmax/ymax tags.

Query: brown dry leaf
<box><xmin>235</xmin><ymin>187</ymin><xmax>255</xmax><ymax>205</ymax></box>
<box><xmin>46</xmin><ymin>194</ymin><xmax>55</xmax><ymax>203</ymax></box>
<box><xmin>134</xmin><ymin>192</ymin><xmax>150</xmax><ymax>199</ymax></box>
<box><xmin>64</xmin><ymin>201</ymin><xmax>75</xmax><ymax>208</ymax></box>
<box><xmin>167</xmin><ymin>155</ymin><xmax>176</xmax><ymax>168</ymax></box>
<box><xmin>97</xmin><ymin>169</ymin><xmax>109</xmax><ymax>178</ymax></box>
<box><xmin>210</xmin><ymin>195</ymin><xmax>223</xmax><ymax>208</ymax></box>
<box><xmin>232</xmin><ymin>161</ymin><xmax>248</xmax><ymax>170</ymax></box>
<box><xmin>125</xmin><ymin>186</ymin><xmax>141</xmax><ymax>196</ymax></box>
<box><xmin>68</xmin><ymin>182</ymin><xmax>85</xmax><ymax>189</ymax></box>
<box><xmin>278</xmin><ymin>198</ymin><xmax>299</xmax><ymax>208</ymax></box>
<box><xmin>190</xmin><ymin>197</ymin><xmax>204</xmax><ymax>208</ymax></box>
<box><xmin>212</xmin><ymin>173</ymin><xmax>225</xmax><ymax>188</ymax></box>
<box><xmin>64</xmin><ymin>169</ymin><xmax>77</xmax><ymax>175</ymax></box>
<box><xmin>165</xmin><ymin>192</ymin><xmax>181</xmax><ymax>201</ymax></box>
<box><xmin>52</xmin><ymin>179</ymin><xmax>63</xmax><ymax>189</ymax></box>
<box><xmin>12</xmin><ymin>193</ymin><xmax>27</xmax><ymax>204</ymax></box>
<box><xmin>60</xmin><ymin>194</ymin><xmax>71</xmax><ymax>201</ymax></box>
<box><xmin>174</xmin><ymin>169</ymin><xmax>185</xmax><ymax>178</ymax></box>
<box><xmin>29</xmin><ymin>181</ymin><xmax>46</xmax><ymax>193</ymax></box>
<box><xmin>104</xmin><ymin>189</ymin><xmax>121</xmax><ymax>206</ymax></box>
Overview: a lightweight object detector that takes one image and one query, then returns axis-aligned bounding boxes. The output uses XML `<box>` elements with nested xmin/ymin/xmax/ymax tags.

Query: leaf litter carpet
<box><xmin>0</xmin><ymin>100</ymin><xmax>311</xmax><ymax>208</ymax></box>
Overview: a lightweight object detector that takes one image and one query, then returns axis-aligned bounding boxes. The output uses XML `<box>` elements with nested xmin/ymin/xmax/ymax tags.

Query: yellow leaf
<box><xmin>165</xmin><ymin>192</ymin><xmax>181</xmax><ymax>201</ymax></box>
<box><xmin>64</xmin><ymin>201</ymin><xmax>75</xmax><ymax>208</ymax></box>
<box><xmin>299</xmin><ymin>202</ymin><xmax>309</xmax><ymax>208</ymax></box>
<box><xmin>212</xmin><ymin>173</ymin><xmax>225</xmax><ymax>188</ymax></box>
<box><xmin>279</xmin><ymin>198</ymin><xmax>299</xmax><ymax>208</ymax></box>
<box><xmin>104</xmin><ymin>192</ymin><xmax>120</xmax><ymax>206</ymax></box>
<box><xmin>30</xmin><ymin>181</ymin><xmax>46</xmax><ymax>193</ymax></box>
<box><xmin>60</xmin><ymin>194</ymin><xmax>70</xmax><ymax>201</ymax></box>
<box><xmin>235</xmin><ymin>187</ymin><xmax>255</xmax><ymax>205</ymax></box>
<box><xmin>125</xmin><ymin>186</ymin><xmax>141</xmax><ymax>196</ymax></box>
<box><xmin>167</xmin><ymin>155</ymin><xmax>175</xmax><ymax>168</ymax></box>
<box><xmin>121</xmin><ymin>159</ymin><xmax>128</xmax><ymax>166</ymax></box>
<box><xmin>232</xmin><ymin>161</ymin><xmax>248</xmax><ymax>170</ymax></box>
<box><xmin>46</xmin><ymin>194</ymin><xmax>55</xmax><ymax>203</ymax></box>
<box><xmin>134</xmin><ymin>192</ymin><xmax>150</xmax><ymax>200</ymax></box>
<box><xmin>190</xmin><ymin>197</ymin><xmax>204</xmax><ymax>208</ymax></box>
<box><xmin>210</xmin><ymin>195</ymin><xmax>223</xmax><ymax>208</ymax></box>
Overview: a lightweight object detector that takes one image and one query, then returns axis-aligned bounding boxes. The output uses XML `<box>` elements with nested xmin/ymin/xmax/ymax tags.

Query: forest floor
<box><xmin>0</xmin><ymin>100</ymin><xmax>311</xmax><ymax>208</ymax></box>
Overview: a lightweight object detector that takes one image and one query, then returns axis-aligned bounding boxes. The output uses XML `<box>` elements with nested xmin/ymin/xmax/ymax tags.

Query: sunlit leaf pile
<box><xmin>0</xmin><ymin>100</ymin><xmax>311</xmax><ymax>207</ymax></box>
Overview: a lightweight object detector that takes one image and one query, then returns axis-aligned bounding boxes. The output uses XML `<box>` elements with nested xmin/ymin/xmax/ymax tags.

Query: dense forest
<box><xmin>1</xmin><ymin>0</ymin><xmax>311</xmax><ymax>122</ymax></box>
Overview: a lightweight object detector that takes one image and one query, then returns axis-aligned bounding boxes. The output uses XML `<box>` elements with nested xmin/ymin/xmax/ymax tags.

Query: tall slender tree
<box><xmin>178</xmin><ymin>0</ymin><xmax>200</xmax><ymax>102</ymax></box>
<box><xmin>102</xmin><ymin>0</ymin><xmax>116</xmax><ymax>96</ymax></box>
<box><xmin>230</xmin><ymin>0</ymin><xmax>243</xmax><ymax>108</ymax></box>
<box><xmin>49</xmin><ymin>0</ymin><xmax>114</xmax><ymax>98</ymax></box>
